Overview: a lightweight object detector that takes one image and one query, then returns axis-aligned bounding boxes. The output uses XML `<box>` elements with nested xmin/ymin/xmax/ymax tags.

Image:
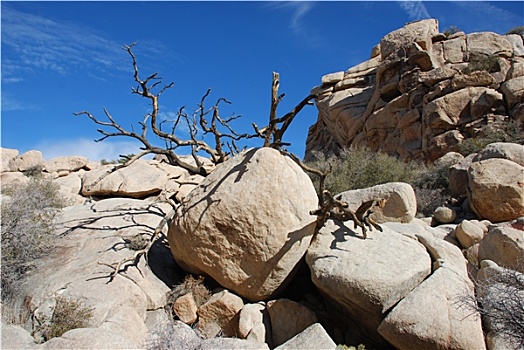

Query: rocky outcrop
<box><xmin>168</xmin><ymin>147</ymin><xmax>318</xmax><ymax>301</ymax></box>
<box><xmin>306</xmin><ymin>19</ymin><xmax>524</xmax><ymax>162</ymax></box>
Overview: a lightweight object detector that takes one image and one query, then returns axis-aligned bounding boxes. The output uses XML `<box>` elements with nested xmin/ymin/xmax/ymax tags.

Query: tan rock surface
<box><xmin>169</xmin><ymin>148</ymin><xmax>318</xmax><ymax>301</ymax></box>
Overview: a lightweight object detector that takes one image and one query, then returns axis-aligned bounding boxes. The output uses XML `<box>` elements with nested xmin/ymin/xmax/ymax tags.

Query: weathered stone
<box><xmin>455</xmin><ymin>220</ymin><xmax>487</xmax><ymax>248</ymax></box>
<box><xmin>505</xmin><ymin>34</ymin><xmax>524</xmax><ymax>57</ymax></box>
<box><xmin>473</xmin><ymin>143</ymin><xmax>524</xmax><ymax>167</ymax></box>
<box><xmin>267</xmin><ymin>299</ymin><xmax>318</xmax><ymax>347</ymax></box>
<box><xmin>322</xmin><ymin>71</ymin><xmax>345</xmax><ymax>84</ymax></box>
<box><xmin>1</xmin><ymin>171</ymin><xmax>29</xmax><ymax>189</ymax></box>
<box><xmin>449</xmin><ymin>153</ymin><xmax>476</xmax><ymax>198</ymax></box>
<box><xmin>274</xmin><ymin>323</ymin><xmax>336</xmax><ymax>350</ymax></box>
<box><xmin>337</xmin><ymin>182</ymin><xmax>417</xmax><ymax>224</ymax></box>
<box><xmin>8</xmin><ymin>150</ymin><xmax>44</xmax><ymax>172</ymax></box>
<box><xmin>196</xmin><ymin>290</ymin><xmax>244</xmax><ymax>339</ymax></box>
<box><xmin>1</xmin><ymin>322</ymin><xmax>36</xmax><ymax>349</ymax></box>
<box><xmin>468</xmin><ymin>158</ymin><xmax>524</xmax><ymax>222</ymax></box>
<box><xmin>169</xmin><ymin>148</ymin><xmax>318</xmax><ymax>301</ymax></box>
<box><xmin>238</xmin><ymin>303</ymin><xmax>268</xmax><ymax>344</ymax></box>
<box><xmin>173</xmin><ymin>293</ymin><xmax>198</xmax><ymax>324</ymax></box>
<box><xmin>378</xmin><ymin>260</ymin><xmax>485</xmax><ymax>350</ymax></box>
<box><xmin>466</xmin><ymin>32</ymin><xmax>513</xmax><ymax>58</ymax></box>
<box><xmin>1</xmin><ymin>148</ymin><xmax>19</xmax><ymax>172</ymax></box>
<box><xmin>82</xmin><ymin>160</ymin><xmax>168</xmax><ymax>198</ymax></box>
<box><xmin>478</xmin><ymin>226</ymin><xmax>524</xmax><ymax>273</ymax></box>
<box><xmin>306</xmin><ymin>220</ymin><xmax>431</xmax><ymax>343</ymax></box>
<box><xmin>433</xmin><ymin>206</ymin><xmax>457</xmax><ymax>224</ymax></box>
<box><xmin>442</xmin><ymin>34</ymin><xmax>466</xmax><ymax>63</ymax></box>
<box><xmin>15</xmin><ymin>198</ymin><xmax>177</xmax><ymax>349</ymax></box>
<box><xmin>54</xmin><ymin>172</ymin><xmax>82</xmax><ymax>194</ymax></box>
<box><xmin>380</xmin><ymin>19</ymin><xmax>439</xmax><ymax>60</ymax></box>
<box><xmin>44</xmin><ymin>156</ymin><xmax>89</xmax><ymax>173</ymax></box>
<box><xmin>501</xmin><ymin>77</ymin><xmax>524</xmax><ymax>109</ymax></box>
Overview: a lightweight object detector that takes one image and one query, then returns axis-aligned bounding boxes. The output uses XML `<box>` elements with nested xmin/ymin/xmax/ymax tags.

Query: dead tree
<box><xmin>74</xmin><ymin>43</ymin><xmax>253</xmax><ymax>177</ymax></box>
<box><xmin>252</xmin><ymin>72</ymin><xmax>316</xmax><ymax>149</ymax></box>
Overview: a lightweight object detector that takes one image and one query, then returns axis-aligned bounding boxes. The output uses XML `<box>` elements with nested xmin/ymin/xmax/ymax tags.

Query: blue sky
<box><xmin>2</xmin><ymin>1</ymin><xmax>523</xmax><ymax>161</ymax></box>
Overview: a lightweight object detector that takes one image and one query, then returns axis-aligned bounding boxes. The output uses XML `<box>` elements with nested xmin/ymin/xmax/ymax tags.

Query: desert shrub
<box><xmin>167</xmin><ymin>275</ymin><xmax>212</xmax><ymax>308</ymax></box>
<box><xmin>443</xmin><ymin>25</ymin><xmax>461</xmax><ymax>37</ymax></box>
<box><xmin>459</xmin><ymin>120</ymin><xmax>524</xmax><ymax>156</ymax></box>
<box><xmin>1</xmin><ymin>178</ymin><xmax>66</xmax><ymax>308</ymax></box>
<box><xmin>38</xmin><ymin>296</ymin><xmax>94</xmax><ymax>341</ymax></box>
<box><xmin>22</xmin><ymin>164</ymin><xmax>44</xmax><ymax>177</ymax></box>
<box><xmin>462</xmin><ymin>266</ymin><xmax>524</xmax><ymax>350</ymax></box>
<box><xmin>336</xmin><ymin>345</ymin><xmax>366</xmax><ymax>350</ymax></box>
<box><xmin>305</xmin><ymin>148</ymin><xmax>416</xmax><ymax>194</ymax></box>
<box><xmin>144</xmin><ymin>320</ymin><xmax>200</xmax><ymax>350</ymax></box>
<box><xmin>505</xmin><ymin>26</ymin><xmax>524</xmax><ymax>36</ymax></box>
<box><xmin>463</xmin><ymin>54</ymin><xmax>500</xmax><ymax>74</ymax></box>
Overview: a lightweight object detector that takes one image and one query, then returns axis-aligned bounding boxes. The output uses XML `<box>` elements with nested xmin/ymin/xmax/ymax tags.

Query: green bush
<box><xmin>463</xmin><ymin>54</ymin><xmax>500</xmax><ymax>74</ymax></box>
<box><xmin>1</xmin><ymin>178</ymin><xmax>66</xmax><ymax>307</ymax></box>
<box><xmin>305</xmin><ymin>148</ymin><xmax>416</xmax><ymax>195</ymax></box>
<box><xmin>443</xmin><ymin>25</ymin><xmax>461</xmax><ymax>37</ymax></box>
<box><xmin>39</xmin><ymin>296</ymin><xmax>94</xmax><ymax>341</ymax></box>
<box><xmin>305</xmin><ymin>148</ymin><xmax>451</xmax><ymax>216</ymax></box>
<box><xmin>505</xmin><ymin>26</ymin><xmax>524</xmax><ymax>36</ymax></box>
<box><xmin>459</xmin><ymin>120</ymin><xmax>524</xmax><ymax>156</ymax></box>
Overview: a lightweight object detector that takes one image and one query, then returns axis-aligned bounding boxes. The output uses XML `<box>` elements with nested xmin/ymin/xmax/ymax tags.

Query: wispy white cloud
<box><xmin>266</xmin><ymin>2</ymin><xmax>315</xmax><ymax>36</ymax></box>
<box><xmin>37</xmin><ymin>138</ymin><xmax>146</xmax><ymax>161</ymax></box>
<box><xmin>398</xmin><ymin>1</ymin><xmax>431</xmax><ymax>21</ymax></box>
<box><xmin>452</xmin><ymin>1</ymin><xmax>522</xmax><ymax>34</ymax></box>
<box><xmin>1</xmin><ymin>5</ymin><xmax>127</xmax><ymax>83</ymax></box>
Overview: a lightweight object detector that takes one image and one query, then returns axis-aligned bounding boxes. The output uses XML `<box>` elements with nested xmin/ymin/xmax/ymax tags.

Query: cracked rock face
<box><xmin>305</xmin><ymin>18</ymin><xmax>524</xmax><ymax>163</ymax></box>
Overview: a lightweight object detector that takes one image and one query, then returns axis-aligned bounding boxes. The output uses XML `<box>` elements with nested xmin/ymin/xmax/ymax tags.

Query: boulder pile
<box><xmin>1</xmin><ymin>19</ymin><xmax>523</xmax><ymax>350</ymax></box>
<box><xmin>306</xmin><ymin>19</ymin><xmax>524</xmax><ymax>163</ymax></box>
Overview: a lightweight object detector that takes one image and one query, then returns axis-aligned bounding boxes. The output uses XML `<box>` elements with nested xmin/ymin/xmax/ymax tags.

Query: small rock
<box><xmin>433</xmin><ymin>206</ymin><xmax>457</xmax><ymax>224</ymax></box>
<box><xmin>173</xmin><ymin>293</ymin><xmax>198</xmax><ymax>324</ymax></box>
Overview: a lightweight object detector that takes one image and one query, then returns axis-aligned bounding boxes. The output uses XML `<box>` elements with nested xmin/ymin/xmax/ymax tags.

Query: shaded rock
<box><xmin>196</xmin><ymin>290</ymin><xmax>244</xmax><ymax>339</ymax></box>
<box><xmin>169</xmin><ymin>148</ymin><xmax>318</xmax><ymax>301</ymax></box>
<box><xmin>500</xmin><ymin>76</ymin><xmax>524</xmax><ymax>110</ymax></box>
<box><xmin>449</xmin><ymin>153</ymin><xmax>476</xmax><ymax>198</ymax></box>
<box><xmin>478</xmin><ymin>226</ymin><xmax>524</xmax><ymax>273</ymax></box>
<box><xmin>337</xmin><ymin>182</ymin><xmax>417</xmax><ymax>223</ymax></box>
<box><xmin>468</xmin><ymin>158</ymin><xmax>524</xmax><ymax>222</ymax></box>
<box><xmin>267</xmin><ymin>298</ymin><xmax>318</xmax><ymax>347</ymax></box>
<box><xmin>473</xmin><ymin>142</ymin><xmax>524</xmax><ymax>167</ymax></box>
<box><xmin>82</xmin><ymin>160</ymin><xmax>168</xmax><ymax>198</ymax></box>
<box><xmin>44</xmin><ymin>156</ymin><xmax>89</xmax><ymax>173</ymax></box>
<box><xmin>306</xmin><ymin>220</ymin><xmax>431</xmax><ymax>343</ymax></box>
<box><xmin>274</xmin><ymin>323</ymin><xmax>336</xmax><ymax>350</ymax></box>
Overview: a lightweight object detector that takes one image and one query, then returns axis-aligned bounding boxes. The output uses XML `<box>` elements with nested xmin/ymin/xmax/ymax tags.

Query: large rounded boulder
<box><xmin>168</xmin><ymin>148</ymin><xmax>318</xmax><ymax>301</ymax></box>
